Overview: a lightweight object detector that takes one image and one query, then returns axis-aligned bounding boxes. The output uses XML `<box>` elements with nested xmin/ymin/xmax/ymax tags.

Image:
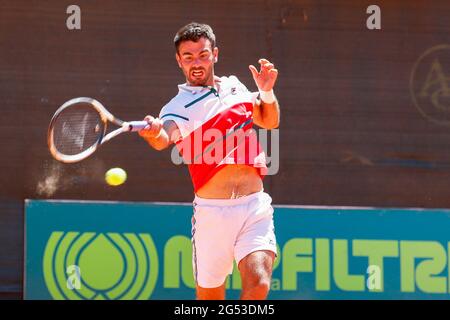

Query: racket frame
<box><xmin>48</xmin><ymin>97</ymin><xmax>138</xmax><ymax>163</ymax></box>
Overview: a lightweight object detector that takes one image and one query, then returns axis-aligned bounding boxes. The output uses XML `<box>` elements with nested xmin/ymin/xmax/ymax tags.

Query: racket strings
<box><xmin>52</xmin><ymin>103</ymin><xmax>104</xmax><ymax>155</ymax></box>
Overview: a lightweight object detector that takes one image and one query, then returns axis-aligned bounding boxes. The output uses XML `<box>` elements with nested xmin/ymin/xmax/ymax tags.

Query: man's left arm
<box><xmin>249</xmin><ymin>58</ymin><xmax>280</xmax><ymax>130</ymax></box>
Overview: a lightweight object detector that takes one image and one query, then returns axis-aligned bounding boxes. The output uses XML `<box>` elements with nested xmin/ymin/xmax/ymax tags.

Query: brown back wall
<box><xmin>0</xmin><ymin>0</ymin><xmax>449</xmax><ymax>297</ymax></box>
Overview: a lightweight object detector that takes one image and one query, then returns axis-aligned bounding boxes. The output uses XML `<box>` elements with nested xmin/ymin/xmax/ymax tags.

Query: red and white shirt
<box><xmin>159</xmin><ymin>75</ymin><xmax>267</xmax><ymax>192</ymax></box>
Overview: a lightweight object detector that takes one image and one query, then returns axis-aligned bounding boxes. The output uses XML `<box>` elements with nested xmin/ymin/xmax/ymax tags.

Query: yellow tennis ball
<box><xmin>105</xmin><ymin>167</ymin><xmax>127</xmax><ymax>186</ymax></box>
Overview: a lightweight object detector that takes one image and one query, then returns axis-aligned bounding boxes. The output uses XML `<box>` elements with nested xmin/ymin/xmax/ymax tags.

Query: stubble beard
<box><xmin>186</xmin><ymin>66</ymin><xmax>214</xmax><ymax>87</ymax></box>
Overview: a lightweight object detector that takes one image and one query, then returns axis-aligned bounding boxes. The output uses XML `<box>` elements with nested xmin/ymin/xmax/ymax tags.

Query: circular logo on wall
<box><xmin>410</xmin><ymin>44</ymin><xmax>450</xmax><ymax>126</ymax></box>
<box><xmin>43</xmin><ymin>232</ymin><xmax>159</xmax><ymax>300</ymax></box>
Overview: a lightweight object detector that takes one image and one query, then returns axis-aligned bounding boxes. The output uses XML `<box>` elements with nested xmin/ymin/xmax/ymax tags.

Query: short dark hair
<box><xmin>174</xmin><ymin>22</ymin><xmax>216</xmax><ymax>52</ymax></box>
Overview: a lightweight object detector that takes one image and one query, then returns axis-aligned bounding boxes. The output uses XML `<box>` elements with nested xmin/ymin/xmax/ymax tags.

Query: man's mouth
<box><xmin>191</xmin><ymin>70</ymin><xmax>204</xmax><ymax>78</ymax></box>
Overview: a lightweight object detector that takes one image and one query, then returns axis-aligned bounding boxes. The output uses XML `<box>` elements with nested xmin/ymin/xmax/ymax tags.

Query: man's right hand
<box><xmin>138</xmin><ymin>115</ymin><xmax>163</xmax><ymax>139</ymax></box>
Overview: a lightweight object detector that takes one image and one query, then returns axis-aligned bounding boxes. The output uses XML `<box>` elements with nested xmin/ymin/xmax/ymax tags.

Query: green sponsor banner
<box><xmin>25</xmin><ymin>200</ymin><xmax>450</xmax><ymax>299</ymax></box>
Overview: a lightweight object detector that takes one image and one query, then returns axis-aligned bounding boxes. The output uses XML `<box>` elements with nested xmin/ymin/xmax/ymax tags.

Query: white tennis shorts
<box><xmin>191</xmin><ymin>190</ymin><xmax>277</xmax><ymax>288</ymax></box>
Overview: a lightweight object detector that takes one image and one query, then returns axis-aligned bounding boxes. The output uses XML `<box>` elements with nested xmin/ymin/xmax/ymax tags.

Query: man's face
<box><xmin>176</xmin><ymin>37</ymin><xmax>218</xmax><ymax>86</ymax></box>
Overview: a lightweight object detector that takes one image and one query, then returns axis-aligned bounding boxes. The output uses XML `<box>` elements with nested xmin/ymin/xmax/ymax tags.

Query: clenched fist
<box><xmin>138</xmin><ymin>115</ymin><xmax>163</xmax><ymax>139</ymax></box>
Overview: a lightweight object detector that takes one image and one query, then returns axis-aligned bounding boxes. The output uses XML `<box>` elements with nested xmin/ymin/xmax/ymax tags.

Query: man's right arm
<box><xmin>138</xmin><ymin>117</ymin><xmax>181</xmax><ymax>151</ymax></box>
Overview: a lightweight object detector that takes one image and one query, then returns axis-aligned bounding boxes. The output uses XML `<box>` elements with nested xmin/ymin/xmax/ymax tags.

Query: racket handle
<box><xmin>126</xmin><ymin>121</ymin><xmax>150</xmax><ymax>132</ymax></box>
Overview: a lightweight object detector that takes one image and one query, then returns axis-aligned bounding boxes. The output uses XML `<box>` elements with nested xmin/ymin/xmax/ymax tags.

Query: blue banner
<box><xmin>25</xmin><ymin>200</ymin><xmax>450</xmax><ymax>299</ymax></box>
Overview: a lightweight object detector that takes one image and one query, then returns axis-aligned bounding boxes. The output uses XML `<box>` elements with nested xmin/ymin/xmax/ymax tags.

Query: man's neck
<box><xmin>187</xmin><ymin>74</ymin><xmax>217</xmax><ymax>88</ymax></box>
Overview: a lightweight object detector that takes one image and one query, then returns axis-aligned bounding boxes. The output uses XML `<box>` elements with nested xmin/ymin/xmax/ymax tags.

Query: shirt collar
<box><xmin>178</xmin><ymin>76</ymin><xmax>222</xmax><ymax>95</ymax></box>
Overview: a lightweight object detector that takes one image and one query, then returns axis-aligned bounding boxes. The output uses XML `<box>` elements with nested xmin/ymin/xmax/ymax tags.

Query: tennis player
<box><xmin>139</xmin><ymin>22</ymin><xmax>280</xmax><ymax>300</ymax></box>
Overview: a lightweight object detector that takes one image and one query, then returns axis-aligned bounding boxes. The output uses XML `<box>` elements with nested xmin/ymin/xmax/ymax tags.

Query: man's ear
<box><xmin>213</xmin><ymin>47</ymin><xmax>219</xmax><ymax>63</ymax></box>
<box><xmin>175</xmin><ymin>53</ymin><xmax>182</xmax><ymax>68</ymax></box>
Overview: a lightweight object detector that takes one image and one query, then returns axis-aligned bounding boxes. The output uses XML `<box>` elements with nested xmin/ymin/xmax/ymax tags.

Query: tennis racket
<box><xmin>47</xmin><ymin>97</ymin><xmax>149</xmax><ymax>163</ymax></box>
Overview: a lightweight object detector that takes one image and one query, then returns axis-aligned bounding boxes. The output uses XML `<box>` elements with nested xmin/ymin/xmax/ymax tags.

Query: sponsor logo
<box><xmin>42</xmin><ymin>233</ymin><xmax>450</xmax><ymax>298</ymax></box>
<box><xmin>410</xmin><ymin>44</ymin><xmax>450</xmax><ymax>125</ymax></box>
<box><xmin>43</xmin><ymin>232</ymin><xmax>158</xmax><ymax>300</ymax></box>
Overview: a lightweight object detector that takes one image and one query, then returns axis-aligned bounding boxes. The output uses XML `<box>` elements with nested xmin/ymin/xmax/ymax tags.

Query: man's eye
<box><xmin>184</xmin><ymin>57</ymin><xmax>193</xmax><ymax>62</ymax></box>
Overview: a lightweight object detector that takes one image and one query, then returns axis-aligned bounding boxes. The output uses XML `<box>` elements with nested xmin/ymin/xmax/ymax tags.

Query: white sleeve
<box><xmin>158</xmin><ymin>103</ymin><xmax>190</xmax><ymax>139</ymax></box>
